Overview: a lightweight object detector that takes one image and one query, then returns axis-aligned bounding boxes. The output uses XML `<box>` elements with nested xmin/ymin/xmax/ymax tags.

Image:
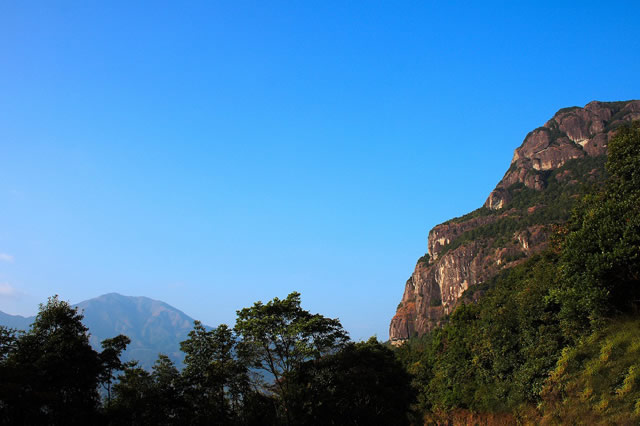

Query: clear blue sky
<box><xmin>1</xmin><ymin>1</ymin><xmax>639</xmax><ymax>340</ymax></box>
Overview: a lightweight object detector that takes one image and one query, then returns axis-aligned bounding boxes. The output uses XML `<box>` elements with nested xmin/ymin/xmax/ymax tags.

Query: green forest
<box><xmin>0</xmin><ymin>292</ymin><xmax>413</xmax><ymax>425</ymax></box>
<box><xmin>396</xmin><ymin>122</ymin><xmax>640</xmax><ymax>424</ymax></box>
<box><xmin>1</xmin><ymin>122</ymin><xmax>639</xmax><ymax>425</ymax></box>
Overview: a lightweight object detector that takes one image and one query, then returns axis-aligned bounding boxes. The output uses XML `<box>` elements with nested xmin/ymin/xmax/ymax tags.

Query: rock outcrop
<box><xmin>390</xmin><ymin>100</ymin><xmax>640</xmax><ymax>343</ymax></box>
<box><xmin>486</xmin><ymin>101</ymin><xmax>640</xmax><ymax>209</ymax></box>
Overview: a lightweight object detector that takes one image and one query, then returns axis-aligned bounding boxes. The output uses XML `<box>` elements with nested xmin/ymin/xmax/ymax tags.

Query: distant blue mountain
<box><xmin>0</xmin><ymin>310</ymin><xmax>31</xmax><ymax>331</ymax></box>
<box><xmin>0</xmin><ymin>293</ymin><xmax>204</xmax><ymax>369</ymax></box>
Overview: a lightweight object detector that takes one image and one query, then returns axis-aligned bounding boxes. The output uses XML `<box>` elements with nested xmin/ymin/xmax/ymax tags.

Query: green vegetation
<box><xmin>396</xmin><ymin>252</ymin><xmax>565</xmax><ymax>414</ymax></box>
<box><xmin>234</xmin><ymin>291</ymin><xmax>349</xmax><ymax>424</ymax></box>
<box><xmin>0</xmin><ymin>296</ymin><xmax>128</xmax><ymax>425</ymax></box>
<box><xmin>437</xmin><ymin>155</ymin><xmax>607</xmax><ymax>258</ymax></box>
<box><xmin>604</xmin><ymin>100</ymin><xmax>636</xmax><ymax>132</ymax></box>
<box><xmin>555</xmin><ymin>106</ymin><xmax>581</xmax><ymax>114</ymax></box>
<box><xmin>417</xmin><ymin>253</ymin><xmax>430</xmax><ymax>265</ymax></box>
<box><xmin>1</xmin><ymin>121</ymin><xmax>638</xmax><ymax>425</ymax></box>
<box><xmin>0</xmin><ymin>292</ymin><xmax>412</xmax><ymax>425</ymax></box>
<box><xmin>396</xmin><ymin>121</ymin><xmax>640</xmax><ymax>423</ymax></box>
<box><xmin>429</xmin><ymin>296</ymin><xmax>442</xmax><ymax>307</ymax></box>
<box><xmin>541</xmin><ymin>317</ymin><xmax>640</xmax><ymax>424</ymax></box>
<box><xmin>288</xmin><ymin>337</ymin><xmax>414</xmax><ymax>425</ymax></box>
<box><xmin>443</xmin><ymin>206</ymin><xmax>492</xmax><ymax>225</ymax></box>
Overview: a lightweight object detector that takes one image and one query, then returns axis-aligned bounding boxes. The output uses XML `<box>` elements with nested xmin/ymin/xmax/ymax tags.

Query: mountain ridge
<box><xmin>390</xmin><ymin>100</ymin><xmax>640</xmax><ymax>343</ymax></box>
<box><xmin>0</xmin><ymin>292</ymin><xmax>203</xmax><ymax>369</ymax></box>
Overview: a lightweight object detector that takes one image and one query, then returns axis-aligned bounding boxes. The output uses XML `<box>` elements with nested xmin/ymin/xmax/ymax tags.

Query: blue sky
<box><xmin>1</xmin><ymin>1</ymin><xmax>639</xmax><ymax>340</ymax></box>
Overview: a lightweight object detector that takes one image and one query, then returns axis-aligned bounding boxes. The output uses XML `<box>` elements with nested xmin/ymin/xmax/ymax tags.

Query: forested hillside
<box><xmin>396</xmin><ymin>121</ymin><xmax>640</xmax><ymax>424</ymax></box>
<box><xmin>0</xmin><ymin>293</ymin><xmax>413</xmax><ymax>425</ymax></box>
<box><xmin>391</xmin><ymin>100</ymin><xmax>640</xmax><ymax>342</ymax></box>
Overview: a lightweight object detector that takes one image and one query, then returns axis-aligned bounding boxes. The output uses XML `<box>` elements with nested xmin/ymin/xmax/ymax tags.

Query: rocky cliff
<box><xmin>390</xmin><ymin>100</ymin><xmax>640</xmax><ymax>343</ymax></box>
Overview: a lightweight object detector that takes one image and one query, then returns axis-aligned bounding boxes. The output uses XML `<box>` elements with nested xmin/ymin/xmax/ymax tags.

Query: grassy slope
<box><xmin>540</xmin><ymin>317</ymin><xmax>640</xmax><ymax>425</ymax></box>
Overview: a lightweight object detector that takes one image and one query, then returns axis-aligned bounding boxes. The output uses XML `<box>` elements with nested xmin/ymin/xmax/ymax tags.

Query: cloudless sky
<box><xmin>1</xmin><ymin>1</ymin><xmax>639</xmax><ymax>340</ymax></box>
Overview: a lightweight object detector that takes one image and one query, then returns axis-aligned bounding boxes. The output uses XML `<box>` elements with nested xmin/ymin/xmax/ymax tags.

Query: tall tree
<box><xmin>107</xmin><ymin>356</ymin><xmax>186</xmax><ymax>426</ymax></box>
<box><xmin>100</xmin><ymin>334</ymin><xmax>132</xmax><ymax>407</ymax></box>
<box><xmin>150</xmin><ymin>354</ymin><xmax>186</xmax><ymax>425</ymax></box>
<box><xmin>108</xmin><ymin>362</ymin><xmax>156</xmax><ymax>425</ymax></box>
<box><xmin>235</xmin><ymin>291</ymin><xmax>349</xmax><ymax>424</ymax></box>
<box><xmin>1</xmin><ymin>296</ymin><xmax>103</xmax><ymax>425</ymax></box>
<box><xmin>556</xmin><ymin>121</ymin><xmax>640</xmax><ymax>337</ymax></box>
<box><xmin>288</xmin><ymin>337</ymin><xmax>415</xmax><ymax>425</ymax></box>
<box><xmin>180</xmin><ymin>321</ymin><xmax>249</xmax><ymax>425</ymax></box>
<box><xmin>0</xmin><ymin>326</ymin><xmax>21</xmax><ymax>424</ymax></box>
<box><xmin>0</xmin><ymin>326</ymin><xmax>19</xmax><ymax>362</ymax></box>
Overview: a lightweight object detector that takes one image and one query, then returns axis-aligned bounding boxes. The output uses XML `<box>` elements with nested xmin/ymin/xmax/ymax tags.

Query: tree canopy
<box><xmin>103</xmin><ymin>292</ymin><xmax>412</xmax><ymax>425</ymax></box>
<box><xmin>234</xmin><ymin>291</ymin><xmax>349</xmax><ymax>424</ymax></box>
<box><xmin>396</xmin><ymin>121</ymin><xmax>640</xmax><ymax>422</ymax></box>
<box><xmin>0</xmin><ymin>296</ymin><xmax>130</xmax><ymax>426</ymax></box>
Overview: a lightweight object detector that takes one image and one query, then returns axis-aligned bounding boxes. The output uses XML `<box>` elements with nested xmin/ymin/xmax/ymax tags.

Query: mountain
<box><xmin>0</xmin><ymin>310</ymin><xmax>32</xmax><ymax>331</ymax></box>
<box><xmin>390</xmin><ymin>100</ymin><xmax>640</xmax><ymax>343</ymax></box>
<box><xmin>0</xmin><ymin>293</ymin><xmax>200</xmax><ymax>369</ymax></box>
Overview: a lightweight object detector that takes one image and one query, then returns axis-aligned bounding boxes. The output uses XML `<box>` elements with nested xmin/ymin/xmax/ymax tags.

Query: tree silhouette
<box><xmin>1</xmin><ymin>296</ymin><xmax>102</xmax><ymax>425</ymax></box>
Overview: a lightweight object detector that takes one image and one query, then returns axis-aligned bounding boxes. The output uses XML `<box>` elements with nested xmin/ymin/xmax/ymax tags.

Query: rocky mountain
<box><xmin>390</xmin><ymin>100</ymin><xmax>640</xmax><ymax>344</ymax></box>
<box><xmin>0</xmin><ymin>293</ymin><xmax>200</xmax><ymax>369</ymax></box>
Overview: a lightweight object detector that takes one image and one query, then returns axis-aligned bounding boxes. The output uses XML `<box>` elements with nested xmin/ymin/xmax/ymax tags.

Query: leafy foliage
<box><xmin>540</xmin><ymin>317</ymin><xmax>640</xmax><ymax>424</ymax></box>
<box><xmin>417</xmin><ymin>253</ymin><xmax>430</xmax><ymax>265</ymax></box>
<box><xmin>397</xmin><ymin>121</ymin><xmax>640</xmax><ymax>422</ymax></box>
<box><xmin>235</xmin><ymin>291</ymin><xmax>349</xmax><ymax>424</ymax></box>
<box><xmin>104</xmin><ymin>292</ymin><xmax>405</xmax><ymax>425</ymax></box>
<box><xmin>100</xmin><ymin>334</ymin><xmax>132</xmax><ymax>406</ymax></box>
<box><xmin>438</xmin><ymin>155</ymin><xmax>607</xmax><ymax>258</ymax></box>
<box><xmin>0</xmin><ymin>296</ymin><xmax>130</xmax><ymax>426</ymax></box>
<box><xmin>288</xmin><ymin>337</ymin><xmax>414</xmax><ymax>425</ymax></box>
<box><xmin>3</xmin><ymin>120</ymin><xmax>638</xmax><ymax>425</ymax></box>
<box><xmin>180</xmin><ymin>322</ymin><xmax>250</xmax><ymax>424</ymax></box>
<box><xmin>553</xmin><ymin>122</ymin><xmax>640</xmax><ymax>338</ymax></box>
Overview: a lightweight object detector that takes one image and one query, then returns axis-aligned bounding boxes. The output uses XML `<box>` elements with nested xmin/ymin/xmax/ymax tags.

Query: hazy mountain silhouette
<box><xmin>0</xmin><ymin>310</ymin><xmax>31</xmax><ymax>331</ymax></box>
<box><xmin>0</xmin><ymin>293</ymin><xmax>202</xmax><ymax>369</ymax></box>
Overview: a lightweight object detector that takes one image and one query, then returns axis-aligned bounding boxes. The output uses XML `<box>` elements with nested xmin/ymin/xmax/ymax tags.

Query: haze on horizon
<box><xmin>1</xmin><ymin>1</ymin><xmax>639</xmax><ymax>340</ymax></box>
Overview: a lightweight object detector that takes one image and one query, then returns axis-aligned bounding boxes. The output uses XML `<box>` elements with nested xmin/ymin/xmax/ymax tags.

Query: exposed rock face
<box><xmin>390</xmin><ymin>100</ymin><xmax>640</xmax><ymax>343</ymax></box>
<box><xmin>486</xmin><ymin>100</ymin><xmax>640</xmax><ymax>209</ymax></box>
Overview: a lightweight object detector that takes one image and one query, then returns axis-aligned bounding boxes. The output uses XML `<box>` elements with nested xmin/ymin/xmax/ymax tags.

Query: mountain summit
<box><xmin>390</xmin><ymin>100</ymin><xmax>640</xmax><ymax>343</ymax></box>
<box><xmin>76</xmin><ymin>293</ymin><xmax>197</xmax><ymax>368</ymax></box>
<box><xmin>0</xmin><ymin>293</ymin><xmax>200</xmax><ymax>369</ymax></box>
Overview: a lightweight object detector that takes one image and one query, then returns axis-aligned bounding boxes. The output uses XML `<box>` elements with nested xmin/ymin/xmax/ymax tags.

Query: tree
<box><xmin>151</xmin><ymin>355</ymin><xmax>186</xmax><ymax>425</ymax></box>
<box><xmin>555</xmin><ymin>121</ymin><xmax>640</xmax><ymax>337</ymax></box>
<box><xmin>1</xmin><ymin>296</ymin><xmax>103</xmax><ymax>425</ymax></box>
<box><xmin>0</xmin><ymin>326</ymin><xmax>21</xmax><ymax>423</ymax></box>
<box><xmin>100</xmin><ymin>334</ymin><xmax>132</xmax><ymax>407</ymax></box>
<box><xmin>235</xmin><ymin>291</ymin><xmax>349</xmax><ymax>424</ymax></box>
<box><xmin>288</xmin><ymin>337</ymin><xmax>415</xmax><ymax>425</ymax></box>
<box><xmin>108</xmin><ymin>362</ymin><xmax>156</xmax><ymax>425</ymax></box>
<box><xmin>0</xmin><ymin>326</ymin><xmax>19</xmax><ymax>362</ymax></box>
<box><xmin>180</xmin><ymin>321</ymin><xmax>249</xmax><ymax>424</ymax></box>
<box><xmin>605</xmin><ymin>121</ymin><xmax>640</xmax><ymax>199</ymax></box>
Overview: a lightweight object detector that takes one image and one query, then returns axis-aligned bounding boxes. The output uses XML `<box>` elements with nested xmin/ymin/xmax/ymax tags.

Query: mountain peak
<box><xmin>1</xmin><ymin>293</ymin><xmax>202</xmax><ymax>369</ymax></box>
<box><xmin>485</xmin><ymin>100</ymin><xmax>640</xmax><ymax>210</ymax></box>
<box><xmin>390</xmin><ymin>100</ymin><xmax>640</xmax><ymax>343</ymax></box>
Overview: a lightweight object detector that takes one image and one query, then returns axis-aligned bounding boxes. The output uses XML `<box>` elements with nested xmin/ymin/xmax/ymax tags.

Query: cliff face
<box><xmin>390</xmin><ymin>100</ymin><xmax>640</xmax><ymax>343</ymax></box>
<box><xmin>486</xmin><ymin>101</ymin><xmax>640</xmax><ymax>209</ymax></box>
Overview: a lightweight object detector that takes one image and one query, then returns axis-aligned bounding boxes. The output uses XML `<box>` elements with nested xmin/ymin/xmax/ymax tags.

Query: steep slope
<box><xmin>390</xmin><ymin>100</ymin><xmax>640</xmax><ymax>343</ymax></box>
<box><xmin>0</xmin><ymin>293</ymin><xmax>200</xmax><ymax>369</ymax></box>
